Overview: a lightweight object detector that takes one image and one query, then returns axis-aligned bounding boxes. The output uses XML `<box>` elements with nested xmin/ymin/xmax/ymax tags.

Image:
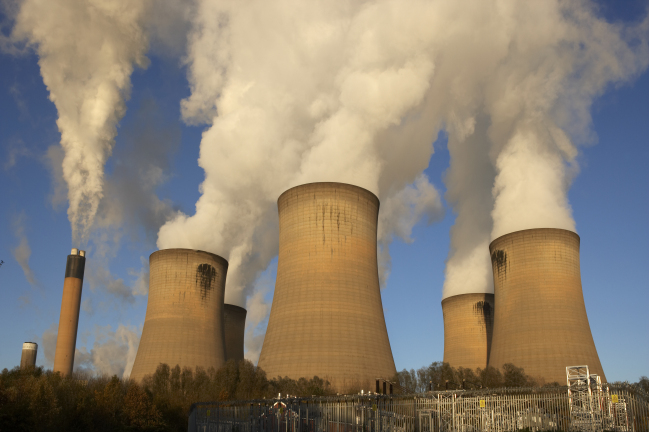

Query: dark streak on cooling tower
<box><xmin>196</xmin><ymin>263</ymin><xmax>216</xmax><ymax>301</ymax></box>
<box><xmin>491</xmin><ymin>249</ymin><xmax>507</xmax><ymax>278</ymax></box>
<box><xmin>474</xmin><ymin>300</ymin><xmax>494</xmax><ymax>364</ymax></box>
<box><xmin>442</xmin><ymin>293</ymin><xmax>495</xmax><ymax>371</ymax></box>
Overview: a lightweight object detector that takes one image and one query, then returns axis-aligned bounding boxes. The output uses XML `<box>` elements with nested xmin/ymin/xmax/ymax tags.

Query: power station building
<box><xmin>488</xmin><ymin>228</ymin><xmax>606</xmax><ymax>384</ymax></box>
<box><xmin>442</xmin><ymin>293</ymin><xmax>494</xmax><ymax>371</ymax></box>
<box><xmin>53</xmin><ymin>248</ymin><xmax>86</xmax><ymax>376</ymax></box>
<box><xmin>130</xmin><ymin>249</ymin><xmax>228</xmax><ymax>381</ymax></box>
<box><xmin>224</xmin><ymin>304</ymin><xmax>246</xmax><ymax>362</ymax></box>
<box><xmin>258</xmin><ymin>182</ymin><xmax>397</xmax><ymax>391</ymax></box>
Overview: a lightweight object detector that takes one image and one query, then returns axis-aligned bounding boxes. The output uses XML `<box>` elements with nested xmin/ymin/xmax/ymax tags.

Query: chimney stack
<box><xmin>20</xmin><ymin>342</ymin><xmax>38</xmax><ymax>370</ymax></box>
<box><xmin>53</xmin><ymin>248</ymin><xmax>86</xmax><ymax>376</ymax></box>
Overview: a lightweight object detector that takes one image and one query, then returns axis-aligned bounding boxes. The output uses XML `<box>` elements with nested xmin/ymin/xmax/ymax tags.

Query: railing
<box><xmin>188</xmin><ymin>385</ymin><xmax>649</xmax><ymax>432</ymax></box>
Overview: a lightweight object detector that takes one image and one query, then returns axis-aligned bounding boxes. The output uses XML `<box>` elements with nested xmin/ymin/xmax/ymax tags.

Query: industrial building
<box><xmin>130</xmin><ymin>249</ymin><xmax>228</xmax><ymax>381</ymax></box>
<box><xmin>487</xmin><ymin>228</ymin><xmax>606</xmax><ymax>383</ymax></box>
<box><xmin>224</xmin><ymin>304</ymin><xmax>246</xmax><ymax>362</ymax></box>
<box><xmin>257</xmin><ymin>182</ymin><xmax>397</xmax><ymax>391</ymax></box>
<box><xmin>53</xmin><ymin>248</ymin><xmax>86</xmax><ymax>376</ymax></box>
<box><xmin>442</xmin><ymin>293</ymin><xmax>494</xmax><ymax>371</ymax></box>
<box><xmin>20</xmin><ymin>342</ymin><xmax>38</xmax><ymax>370</ymax></box>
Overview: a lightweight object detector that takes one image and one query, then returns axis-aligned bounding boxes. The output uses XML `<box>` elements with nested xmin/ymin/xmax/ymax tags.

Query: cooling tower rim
<box><xmin>441</xmin><ymin>292</ymin><xmax>494</xmax><ymax>306</ymax></box>
<box><xmin>150</xmin><ymin>248</ymin><xmax>228</xmax><ymax>268</ymax></box>
<box><xmin>489</xmin><ymin>228</ymin><xmax>579</xmax><ymax>251</ymax></box>
<box><xmin>224</xmin><ymin>303</ymin><xmax>247</xmax><ymax>314</ymax></box>
<box><xmin>277</xmin><ymin>182</ymin><xmax>379</xmax><ymax>207</ymax></box>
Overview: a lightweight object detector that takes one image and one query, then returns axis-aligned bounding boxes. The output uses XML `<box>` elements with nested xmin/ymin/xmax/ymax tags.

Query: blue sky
<box><xmin>0</xmin><ymin>1</ymin><xmax>647</xmax><ymax>383</ymax></box>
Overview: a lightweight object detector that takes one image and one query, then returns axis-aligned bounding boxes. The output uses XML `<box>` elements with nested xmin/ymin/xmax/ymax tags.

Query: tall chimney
<box><xmin>223</xmin><ymin>304</ymin><xmax>246</xmax><ymax>362</ymax></box>
<box><xmin>442</xmin><ymin>293</ymin><xmax>494</xmax><ymax>370</ymax></box>
<box><xmin>20</xmin><ymin>342</ymin><xmax>38</xmax><ymax>370</ymax></box>
<box><xmin>258</xmin><ymin>182</ymin><xmax>397</xmax><ymax>391</ymax></box>
<box><xmin>130</xmin><ymin>249</ymin><xmax>228</xmax><ymax>381</ymax></box>
<box><xmin>53</xmin><ymin>248</ymin><xmax>86</xmax><ymax>376</ymax></box>
<box><xmin>488</xmin><ymin>228</ymin><xmax>605</xmax><ymax>383</ymax></box>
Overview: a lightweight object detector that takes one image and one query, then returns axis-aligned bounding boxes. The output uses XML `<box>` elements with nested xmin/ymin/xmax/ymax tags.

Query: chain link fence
<box><xmin>189</xmin><ymin>385</ymin><xmax>648</xmax><ymax>432</ymax></box>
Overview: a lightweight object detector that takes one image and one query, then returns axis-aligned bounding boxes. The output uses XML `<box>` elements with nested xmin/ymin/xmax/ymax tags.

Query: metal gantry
<box><xmin>189</xmin><ymin>384</ymin><xmax>649</xmax><ymax>432</ymax></box>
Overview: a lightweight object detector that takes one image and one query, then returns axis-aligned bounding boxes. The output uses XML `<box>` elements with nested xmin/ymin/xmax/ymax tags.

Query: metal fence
<box><xmin>188</xmin><ymin>385</ymin><xmax>649</xmax><ymax>432</ymax></box>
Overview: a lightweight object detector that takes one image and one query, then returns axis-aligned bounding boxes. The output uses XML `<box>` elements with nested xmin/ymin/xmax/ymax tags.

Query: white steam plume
<box><xmin>42</xmin><ymin>323</ymin><xmax>139</xmax><ymax>378</ymax></box>
<box><xmin>159</xmin><ymin>0</ymin><xmax>648</xmax><ymax>317</ymax></box>
<box><xmin>12</xmin><ymin>0</ymin><xmax>152</xmax><ymax>242</ymax></box>
<box><xmin>74</xmin><ymin>324</ymin><xmax>140</xmax><ymax>378</ymax></box>
<box><xmin>158</xmin><ymin>0</ymin><xmax>445</xmax><ymax>310</ymax></box>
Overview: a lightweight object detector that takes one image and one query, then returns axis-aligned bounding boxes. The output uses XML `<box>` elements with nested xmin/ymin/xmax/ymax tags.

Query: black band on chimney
<box><xmin>65</xmin><ymin>255</ymin><xmax>86</xmax><ymax>279</ymax></box>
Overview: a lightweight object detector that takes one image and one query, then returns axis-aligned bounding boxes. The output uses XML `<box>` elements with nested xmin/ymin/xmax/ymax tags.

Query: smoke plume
<box><xmin>74</xmin><ymin>325</ymin><xmax>140</xmax><ymax>378</ymax></box>
<box><xmin>11</xmin><ymin>213</ymin><xmax>39</xmax><ymax>287</ymax></box>
<box><xmin>12</xmin><ymin>0</ymin><xmax>152</xmax><ymax>242</ymax></box>
<box><xmin>159</xmin><ymin>1</ymin><xmax>648</xmax><ymax>314</ymax></box>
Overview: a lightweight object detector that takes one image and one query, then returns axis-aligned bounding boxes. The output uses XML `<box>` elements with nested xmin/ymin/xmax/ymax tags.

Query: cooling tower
<box><xmin>224</xmin><ymin>304</ymin><xmax>246</xmax><ymax>362</ymax></box>
<box><xmin>20</xmin><ymin>342</ymin><xmax>38</xmax><ymax>370</ymax></box>
<box><xmin>488</xmin><ymin>228</ymin><xmax>606</xmax><ymax>384</ymax></box>
<box><xmin>442</xmin><ymin>293</ymin><xmax>494</xmax><ymax>370</ymax></box>
<box><xmin>53</xmin><ymin>248</ymin><xmax>86</xmax><ymax>376</ymax></box>
<box><xmin>130</xmin><ymin>249</ymin><xmax>228</xmax><ymax>381</ymax></box>
<box><xmin>258</xmin><ymin>182</ymin><xmax>397</xmax><ymax>391</ymax></box>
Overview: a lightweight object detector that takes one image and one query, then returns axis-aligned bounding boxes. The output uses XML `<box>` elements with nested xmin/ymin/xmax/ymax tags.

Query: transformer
<box><xmin>53</xmin><ymin>248</ymin><xmax>86</xmax><ymax>376</ymax></box>
<box><xmin>258</xmin><ymin>182</ymin><xmax>397</xmax><ymax>391</ymax></box>
<box><xmin>224</xmin><ymin>304</ymin><xmax>246</xmax><ymax>362</ymax></box>
<box><xmin>442</xmin><ymin>293</ymin><xmax>494</xmax><ymax>371</ymax></box>
<box><xmin>20</xmin><ymin>342</ymin><xmax>38</xmax><ymax>370</ymax></box>
<box><xmin>488</xmin><ymin>228</ymin><xmax>606</xmax><ymax>384</ymax></box>
<box><xmin>130</xmin><ymin>249</ymin><xmax>228</xmax><ymax>381</ymax></box>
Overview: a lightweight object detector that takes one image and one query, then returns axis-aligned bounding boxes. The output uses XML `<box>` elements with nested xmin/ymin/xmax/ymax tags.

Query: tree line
<box><xmin>394</xmin><ymin>362</ymin><xmax>546</xmax><ymax>391</ymax></box>
<box><xmin>0</xmin><ymin>360</ymin><xmax>333</xmax><ymax>432</ymax></box>
<box><xmin>1</xmin><ymin>360</ymin><xmax>647</xmax><ymax>432</ymax></box>
<box><xmin>394</xmin><ymin>362</ymin><xmax>649</xmax><ymax>394</ymax></box>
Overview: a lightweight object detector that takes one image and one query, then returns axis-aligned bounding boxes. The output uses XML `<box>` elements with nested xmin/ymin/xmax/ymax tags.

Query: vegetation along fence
<box><xmin>188</xmin><ymin>385</ymin><xmax>649</xmax><ymax>432</ymax></box>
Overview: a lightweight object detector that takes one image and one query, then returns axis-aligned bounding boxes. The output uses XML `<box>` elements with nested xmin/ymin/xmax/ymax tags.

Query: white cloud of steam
<box><xmin>159</xmin><ymin>0</ymin><xmax>649</xmax><ymax>310</ymax></box>
<box><xmin>128</xmin><ymin>256</ymin><xmax>150</xmax><ymax>296</ymax></box>
<box><xmin>41</xmin><ymin>323</ymin><xmax>58</xmax><ymax>367</ymax></box>
<box><xmin>244</xmin><ymin>265</ymin><xmax>274</xmax><ymax>364</ymax></box>
<box><xmin>87</xmin><ymin>265</ymin><xmax>137</xmax><ymax>304</ymax></box>
<box><xmin>74</xmin><ymin>324</ymin><xmax>140</xmax><ymax>378</ymax></box>
<box><xmin>442</xmin><ymin>117</ymin><xmax>496</xmax><ymax>298</ymax></box>
<box><xmin>11</xmin><ymin>213</ymin><xmax>39</xmax><ymax>287</ymax></box>
<box><xmin>12</xmin><ymin>0</ymin><xmax>152</xmax><ymax>243</ymax></box>
<box><xmin>94</xmin><ymin>98</ymin><xmax>179</xmax><ymax>246</ymax></box>
<box><xmin>378</xmin><ymin>175</ymin><xmax>444</xmax><ymax>287</ymax></box>
<box><xmin>44</xmin><ymin>145</ymin><xmax>68</xmax><ymax>211</ymax></box>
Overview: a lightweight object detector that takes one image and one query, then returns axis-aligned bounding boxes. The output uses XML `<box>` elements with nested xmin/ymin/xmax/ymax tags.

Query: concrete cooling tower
<box><xmin>442</xmin><ymin>293</ymin><xmax>494</xmax><ymax>371</ymax></box>
<box><xmin>488</xmin><ymin>228</ymin><xmax>606</xmax><ymax>384</ymax></box>
<box><xmin>53</xmin><ymin>248</ymin><xmax>86</xmax><ymax>376</ymax></box>
<box><xmin>258</xmin><ymin>182</ymin><xmax>397</xmax><ymax>391</ymax></box>
<box><xmin>224</xmin><ymin>304</ymin><xmax>246</xmax><ymax>362</ymax></box>
<box><xmin>20</xmin><ymin>342</ymin><xmax>38</xmax><ymax>370</ymax></box>
<box><xmin>130</xmin><ymin>249</ymin><xmax>228</xmax><ymax>381</ymax></box>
